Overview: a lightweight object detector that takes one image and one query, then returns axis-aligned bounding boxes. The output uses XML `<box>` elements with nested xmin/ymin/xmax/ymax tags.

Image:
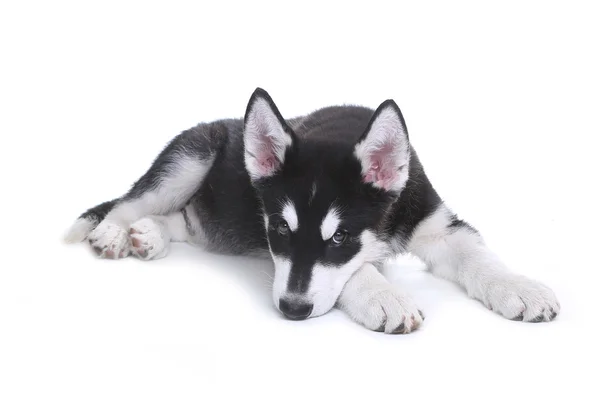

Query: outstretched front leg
<box><xmin>337</xmin><ymin>264</ymin><xmax>425</xmax><ymax>334</ymax></box>
<box><xmin>407</xmin><ymin>204</ymin><xmax>560</xmax><ymax>322</ymax></box>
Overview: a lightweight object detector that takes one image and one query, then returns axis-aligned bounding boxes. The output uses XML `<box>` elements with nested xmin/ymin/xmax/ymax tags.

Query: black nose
<box><xmin>279</xmin><ymin>299</ymin><xmax>313</xmax><ymax>320</ymax></box>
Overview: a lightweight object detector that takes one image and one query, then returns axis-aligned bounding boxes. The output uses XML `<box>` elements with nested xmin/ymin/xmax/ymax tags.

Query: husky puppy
<box><xmin>65</xmin><ymin>88</ymin><xmax>559</xmax><ymax>333</ymax></box>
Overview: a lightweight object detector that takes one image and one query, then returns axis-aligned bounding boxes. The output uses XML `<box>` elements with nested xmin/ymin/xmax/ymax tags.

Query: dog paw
<box><xmin>88</xmin><ymin>220</ymin><xmax>130</xmax><ymax>259</ymax></box>
<box><xmin>129</xmin><ymin>218</ymin><xmax>169</xmax><ymax>260</ymax></box>
<box><xmin>344</xmin><ymin>286</ymin><xmax>424</xmax><ymax>334</ymax></box>
<box><xmin>481</xmin><ymin>274</ymin><xmax>560</xmax><ymax>322</ymax></box>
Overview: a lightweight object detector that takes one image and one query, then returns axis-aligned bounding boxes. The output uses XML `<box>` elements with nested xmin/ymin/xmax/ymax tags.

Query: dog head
<box><xmin>243</xmin><ymin>88</ymin><xmax>411</xmax><ymax>320</ymax></box>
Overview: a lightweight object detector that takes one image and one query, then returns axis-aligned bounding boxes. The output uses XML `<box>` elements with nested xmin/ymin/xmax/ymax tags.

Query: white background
<box><xmin>1</xmin><ymin>1</ymin><xmax>599</xmax><ymax>399</ymax></box>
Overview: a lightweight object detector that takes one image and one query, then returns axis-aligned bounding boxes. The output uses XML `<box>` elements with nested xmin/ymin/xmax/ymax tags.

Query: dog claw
<box><xmin>529</xmin><ymin>314</ymin><xmax>545</xmax><ymax>323</ymax></box>
<box><xmin>392</xmin><ymin>323</ymin><xmax>405</xmax><ymax>334</ymax></box>
<box><xmin>511</xmin><ymin>313</ymin><xmax>524</xmax><ymax>321</ymax></box>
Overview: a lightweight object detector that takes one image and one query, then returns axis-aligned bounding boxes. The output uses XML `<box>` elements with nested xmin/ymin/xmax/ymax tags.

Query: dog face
<box><xmin>243</xmin><ymin>88</ymin><xmax>411</xmax><ymax>320</ymax></box>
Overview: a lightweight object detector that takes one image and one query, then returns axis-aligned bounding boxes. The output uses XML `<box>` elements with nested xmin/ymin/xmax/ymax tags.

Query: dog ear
<box><xmin>243</xmin><ymin>88</ymin><xmax>295</xmax><ymax>181</ymax></box>
<box><xmin>354</xmin><ymin>100</ymin><xmax>411</xmax><ymax>193</ymax></box>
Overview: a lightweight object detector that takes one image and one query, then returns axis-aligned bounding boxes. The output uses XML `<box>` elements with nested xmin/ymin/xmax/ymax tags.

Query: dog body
<box><xmin>65</xmin><ymin>88</ymin><xmax>559</xmax><ymax>333</ymax></box>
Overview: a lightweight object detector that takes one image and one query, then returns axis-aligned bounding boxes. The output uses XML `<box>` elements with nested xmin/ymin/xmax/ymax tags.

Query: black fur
<box><xmin>79</xmin><ymin>199</ymin><xmax>119</xmax><ymax>222</ymax></box>
<box><xmin>69</xmin><ymin>87</ymin><xmax>561</xmax><ymax>327</ymax></box>
<box><xmin>78</xmin><ymin>121</ymin><xmax>231</xmax><ymax>233</ymax></box>
<box><xmin>384</xmin><ymin>150</ymin><xmax>441</xmax><ymax>242</ymax></box>
<box><xmin>126</xmin><ymin>121</ymin><xmax>228</xmax><ymax>200</ymax></box>
<box><xmin>447</xmin><ymin>214</ymin><xmax>478</xmax><ymax>234</ymax></box>
<box><xmin>79</xmin><ymin>88</ymin><xmax>442</xmax><ymax>294</ymax></box>
<box><xmin>181</xmin><ymin>205</ymin><xmax>196</xmax><ymax>237</ymax></box>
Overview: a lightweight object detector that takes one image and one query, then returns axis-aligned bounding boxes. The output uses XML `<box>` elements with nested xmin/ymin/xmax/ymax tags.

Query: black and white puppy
<box><xmin>65</xmin><ymin>88</ymin><xmax>560</xmax><ymax>334</ymax></box>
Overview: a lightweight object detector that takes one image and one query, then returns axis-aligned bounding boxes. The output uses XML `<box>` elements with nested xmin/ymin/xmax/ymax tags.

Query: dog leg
<box><xmin>337</xmin><ymin>264</ymin><xmax>424</xmax><ymax>334</ymax></box>
<box><xmin>66</xmin><ymin>123</ymin><xmax>226</xmax><ymax>259</ymax></box>
<box><xmin>407</xmin><ymin>204</ymin><xmax>560</xmax><ymax>322</ymax></box>
<box><xmin>129</xmin><ymin>202</ymin><xmax>204</xmax><ymax>261</ymax></box>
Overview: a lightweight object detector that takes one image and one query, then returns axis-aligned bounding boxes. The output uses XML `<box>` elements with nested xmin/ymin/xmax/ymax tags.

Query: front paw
<box><xmin>341</xmin><ymin>286</ymin><xmax>424</xmax><ymax>334</ymax></box>
<box><xmin>481</xmin><ymin>275</ymin><xmax>560</xmax><ymax>322</ymax></box>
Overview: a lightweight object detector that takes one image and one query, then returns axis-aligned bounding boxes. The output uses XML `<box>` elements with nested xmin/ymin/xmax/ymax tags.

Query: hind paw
<box><xmin>88</xmin><ymin>220</ymin><xmax>130</xmax><ymax>259</ymax></box>
<box><xmin>129</xmin><ymin>218</ymin><xmax>170</xmax><ymax>260</ymax></box>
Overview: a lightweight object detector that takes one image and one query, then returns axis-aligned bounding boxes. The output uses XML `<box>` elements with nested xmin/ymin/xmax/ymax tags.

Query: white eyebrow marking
<box><xmin>282</xmin><ymin>201</ymin><xmax>299</xmax><ymax>232</ymax></box>
<box><xmin>320</xmin><ymin>207</ymin><xmax>341</xmax><ymax>240</ymax></box>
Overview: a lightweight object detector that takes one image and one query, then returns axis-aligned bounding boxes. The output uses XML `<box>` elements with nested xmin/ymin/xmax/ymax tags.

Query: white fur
<box><xmin>320</xmin><ymin>207</ymin><xmax>341</xmax><ymax>240</ymax></box>
<box><xmin>169</xmin><ymin>204</ymin><xmax>205</xmax><ymax>245</ymax></box>
<box><xmin>64</xmin><ymin>217</ymin><xmax>95</xmax><ymax>243</ymax></box>
<box><xmin>129</xmin><ymin>217</ymin><xmax>170</xmax><ymax>260</ymax></box>
<box><xmin>129</xmin><ymin>204</ymin><xmax>205</xmax><ymax>260</ymax></box>
<box><xmin>308</xmin><ymin>261</ymin><xmax>363</xmax><ymax>317</ymax></box>
<box><xmin>337</xmin><ymin>263</ymin><xmax>423</xmax><ymax>333</ymax></box>
<box><xmin>354</xmin><ymin>105</ymin><xmax>410</xmax><ymax>193</ymax></box>
<box><xmin>281</xmin><ymin>201</ymin><xmax>298</xmax><ymax>232</ymax></box>
<box><xmin>270</xmin><ymin>229</ymin><xmax>392</xmax><ymax>318</ymax></box>
<box><xmin>105</xmin><ymin>155</ymin><xmax>212</xmax><ymax>227</ymax></box>
<box><xmin>87</xmin><ymin>220</ymin><xmax>130</xmax><ymax>259</ymax></box>
<box><xmin>271</xmin><ymin>255</ymin><xmax>292</xmax><ymax>307</ymax></box>
<box><xmin>243</xmin><ymin>98</ymin><xmax>292</xmax><ymax>181</ymax></box>
<box><xmin>85</xmin><ymin>155</ymin><xmax>211</xmax><ymax>259</ymax></box>
<box><xmin>408</xmin><ymin>205</ymin><xmax>560</xmax><ymax>321</ymax></box>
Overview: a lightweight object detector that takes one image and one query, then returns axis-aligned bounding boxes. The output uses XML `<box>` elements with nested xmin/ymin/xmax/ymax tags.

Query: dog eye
<box><xmin>276</xmin><ymin>221</ymin><xmax>290</xmax><ymax>236</ymax></box>
<box><xmin>331</xmin><ymin>230</ymin><xmax>348</xmax><ymax>246</ymax></box>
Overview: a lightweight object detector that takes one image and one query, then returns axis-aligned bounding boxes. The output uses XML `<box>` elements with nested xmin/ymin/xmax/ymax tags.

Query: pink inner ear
<box><xmin>362</xmin><ymin>143</ymin><xmax>399</xmax><ymax>190</ymax></box>
<box><xmin>254</xmin><ymin>134</ymin><xmax>281</xmax><ymax>177</ymax></box>
<box><xmin>257</xmin><ymin>155</ymin><xmax>278</xmax><ymax>176</ymax></box>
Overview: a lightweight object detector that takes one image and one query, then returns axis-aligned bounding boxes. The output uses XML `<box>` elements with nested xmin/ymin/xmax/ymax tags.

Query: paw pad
<box><xmin>128</xmin><ymin>218</ymin><xmax>169</xmax><ymax>261</ymax></box>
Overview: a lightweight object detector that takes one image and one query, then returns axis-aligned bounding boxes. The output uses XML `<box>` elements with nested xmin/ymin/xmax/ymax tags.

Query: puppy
<box><xmin>65</xmin><ymin>88</ymin><xmax>560</xmax><ymax>333</ymax></box>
